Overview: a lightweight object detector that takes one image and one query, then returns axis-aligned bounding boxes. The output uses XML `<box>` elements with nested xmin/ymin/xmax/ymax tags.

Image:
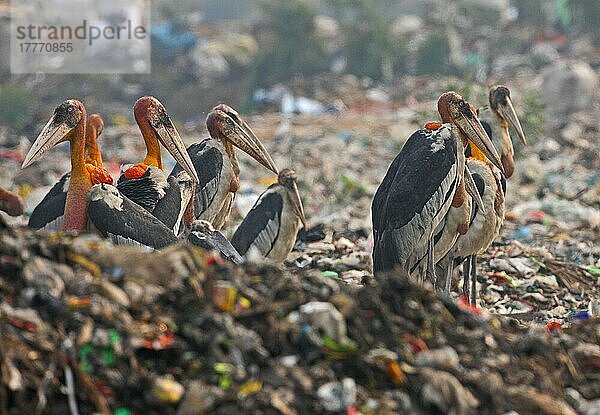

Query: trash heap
<box><xmin>1</xmin><ymin>223</ymin><xmax>598</xmax><ymax>415</ymax></box>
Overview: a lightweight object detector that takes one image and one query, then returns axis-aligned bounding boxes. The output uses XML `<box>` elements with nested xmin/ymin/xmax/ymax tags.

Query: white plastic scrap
<box><xmin>317</xmin><ymin>378</ymin><xmax>357</xmax><ymax>412</ymax></box>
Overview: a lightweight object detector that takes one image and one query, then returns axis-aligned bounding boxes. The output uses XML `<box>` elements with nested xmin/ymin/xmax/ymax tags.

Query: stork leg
<box><xmin>444</xmin><ymin>251</ymin><xmax>454</xmax><ymax>293</ymax></box>
<box><xmin>462</xmin><ymin>257</ymin><xmax>471</xmax><ymax>299</ymax></box>
<box><xmin>469</xmin><ymin>254</ymin><xmax>477</xmax><ymax>306</ymax></box>
<box><xmin>425</xmin><ymin>238</ymin><xmax>436</xmax><ymax>287</ymax></box>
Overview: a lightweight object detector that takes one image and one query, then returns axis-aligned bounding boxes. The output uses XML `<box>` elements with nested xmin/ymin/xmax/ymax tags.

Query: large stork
<box><xmin>168</xmin><ymin>104</ymin><xmax>278</xmax><ymax>230</ymax></box>
<box><xmin>28</xmin><ymin>114</ymin><xmax>112</xmax><ymax>230</ymax></box>
<box><xmin>116</xmin><ymin>96</ymin><xmax>199</xmax><ymax>235</ymax></box>
<box><xmin>231</xmin><ymin>168</ymin><xmax>306</xmax><ymax>262</ymax></box>
<box><xmin>371</xmin><ymin>92</ymin><xmax>504</xmax><ymax>281</ymax></box>
<box><xmin>437</xmin><ymin>85</ymin><xmax>526</xmax><ymax>304</ymax></box>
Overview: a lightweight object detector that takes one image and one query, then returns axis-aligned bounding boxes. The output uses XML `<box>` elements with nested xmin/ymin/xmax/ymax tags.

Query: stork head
<box><xmin>278</xmin><ymin>168</ymin><xmax>307</xmax><ymax>229</ymax></box>
<box><xmin>22</xmin><ymin>99</ymin><xmax>85</xmax><ymax>168</ymax></box>
<box><xmin>133</xmin><ymin>96</ymin><xmax>199</xmax><ymax>183</ymax></box>
<box><xmin>207</xmin><ymin>104</ymin><xmax>278</xmax><ymax>174</ymax></box>
<box><xmin>489</xmin><ymin>85</ymin><xmax>527</xmax><ymax>146</ymax></box>
<box><xmin>437</xmin><ymin>91</ymin><xmax>504</xmax><ymax>175</ymax></box>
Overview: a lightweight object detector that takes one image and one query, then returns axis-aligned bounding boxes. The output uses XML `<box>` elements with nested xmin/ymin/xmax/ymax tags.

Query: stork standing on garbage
<box><xmin>115</xmin><ymin>96</ymin><xmax>199</xmax><ymax>236</ymax></box>
<box><xmin>371</xmin><ymin>92</ymin><xmax>504</xmax><ymax>282</ymax></box>
<box><xmin>167</xmin><ymin>104</ymin><xmax>278</xmax><ymax>230</ymax></box>
<box><xmin>436</xmin><ymin>85</ymin><xmax>526</xmax><ymax>304</ymax></box>
<box><xmin>231</xmin><ymin>168</ymin><xmax>307</xmax><ymax>262</ymax></box>
<box><xmin>28</xmin><ymin>114</ymin><xmax>113</xmax><ymax>230</ymax></box>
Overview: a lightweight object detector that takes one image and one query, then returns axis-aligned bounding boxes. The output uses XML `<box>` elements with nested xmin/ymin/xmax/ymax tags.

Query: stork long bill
<box><xmin>153</xmin><ymin>116</ymin><xmax>200</xmax><ymax>184</ymax></box>
<box><xmin>223</xmin><ymin>115</ymin><xmax>279</xmax><ymax>174</ymax></box>
<box><xmin>497</xmin><ymin>97</ymin><xmax>527</xmax><ymax>146</ymax></box>
<box><xmin>291</xmin><ymin>181</ymin><xmax>307</xmax><ymax>229</ymax></box>
<box><xmin>22</xmin><ymin>113</ymin><xmax>76</xmax><ymax>168</ymax></box>
<box><xmin>454</xmin><ymin>111</ymin><xmax>505</xmax><ymax>175</ymax></box>
<box><xmin>463</xmin><ymin>165</ymin><xmax>485</xmax><ymax>214</ymax></box>
<box><xmin>236</xmin><ymin>117</ymin><xmax>279</xmax><ymax>174</ymax></box>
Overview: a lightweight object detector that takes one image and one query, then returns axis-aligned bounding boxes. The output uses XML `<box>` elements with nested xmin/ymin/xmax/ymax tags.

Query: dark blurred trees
<box><xmin>0</xmin><ymin>85</ymin><xmax>31</xmax><ymax>130</ymax></box>
<box><xmin>247</xmin><ymin>1</ymin><xmax>329</xmax><ymax>88</ymax></box>
<box><xmin>327</xmin><ymin>0</ymin><xmax>407</xmax><ymax>80</ymax></box>
<box><xmin>568</xmin><ymin>0</ymin><xmax>600</xmax><ymax>45</ymax></box>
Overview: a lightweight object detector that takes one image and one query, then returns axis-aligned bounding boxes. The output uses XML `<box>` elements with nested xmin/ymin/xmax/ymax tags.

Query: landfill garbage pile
<box><xmin>1</xmin><ymin>223</ymin><xmax>599</xmax><ymax>415</ymax></box>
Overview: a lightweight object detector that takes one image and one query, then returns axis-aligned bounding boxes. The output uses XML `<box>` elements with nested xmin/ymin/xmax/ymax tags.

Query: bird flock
<box><xmin>20</xmin><ymin>97</ymin><xmax>306</xmax><ymax>265</ymax></box>
<box><xmin>12</xmin><ymin>85</ymin><xmax>524</xmax><ymax>305</ymax></box>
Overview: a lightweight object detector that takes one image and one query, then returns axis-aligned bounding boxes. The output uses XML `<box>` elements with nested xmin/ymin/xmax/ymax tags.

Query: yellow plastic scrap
<box><xmin>237</xmin><ymin>296</ymin><xmax>251</xmax><ymax>310</ymax></box>
<box><xmin>67</xmin><ymin>296</ymin><xmax>91</xmax><ymax>310</ymax></box>
<box><xmin>387</xmin><ymin>361</ymin><xmax>405</xmax><ymax>385</ymax></box>
<box><xmin>17</xmin><ymin>184</ymin><xmax>33</xmax><ymax>198</ymax></box>
<box><xmin>213</xmin><ymin>281</ymin><xmax>237</xmax><ymax>312</ymax></box>
<box><xmin>151</xmin><ymin>377</ymin><xmax>184</xmax><ymax>405</ymax></box>
<box><xmin>237</xmin><ymin>380</ymin><xmax>263</xmax><ymax>399</ymax></box>
<box><xmin>66</xmin><ymin>252</ymin><xmax>101</xmax><ymax>278</ymax></box>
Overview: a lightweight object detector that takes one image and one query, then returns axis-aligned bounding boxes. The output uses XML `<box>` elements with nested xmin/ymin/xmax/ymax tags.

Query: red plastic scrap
<box><xmin>142</xmin><ymin>332</ymin><xmax>175</xmax><ymax>350</ymax></box>
<box><xmin>94</xmin><ymin>380</ymin><xmax>116</xmax><ymax>399</ymax></box>
<box><xmin>489</xmin><ymin>272</ymin><xmax>509</xmax><ymax>284</ymax></box>
<box><xmin>8</xmin><ymin>318</ymin><xmax>37</xmax><ymax>332</ymax></box>
<box><xmin>403</xmin><ymin>334</ymin><xmax>428</xmax><ymax>355</ymax></box>
<box><xmin>527</xmin><ymin>211</ymin><xmax>546</xmax><ymax>222</ymax></box>
<box><xmin>346</xmin><ymin>406</ymin><xmax>358</xmax><ymax>415</ymax></box>
<box><xmin>545</xmin><ymin>321</ymin><xmax>562</xmax><ymax>332</ymax></box>
<box><xmin>206</xmin><ymin>254</ymin><xmax>225</xmax><ymax>267</ymax></box>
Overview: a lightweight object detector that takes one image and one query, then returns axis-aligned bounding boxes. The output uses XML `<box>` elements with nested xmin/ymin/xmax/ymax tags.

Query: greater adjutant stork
<box><xmin>116</xmin><ymin>96</ymin><xmax>199</xmax><ymax>235</ymax></box>
<box><xmin>27</xmin><ymin>113</ymin><xmax>113</xmax><ymax>230</ymax></box>
<box><xmin>371</xmin><ymin>92</ymin><xmax>504</xmax><ymax>281</ymax></box>
<box><xmin>231</xmin><ymin>168</ymin><xmax>306</xmax><ymax>262</ymax></box>
<box><xmin>21</xmin><ymin>100</ymin><xmax>196</xmax><ymax>249</ymax></box>
<box><xmin>436</xmin><ymin>85</ymin><xmax>526</xmax><ymax>304</ymax></box>
<box><xmin>169</xmin><ymin>104</ymin><xmax>278</xmax><ymax>230</ymax></box>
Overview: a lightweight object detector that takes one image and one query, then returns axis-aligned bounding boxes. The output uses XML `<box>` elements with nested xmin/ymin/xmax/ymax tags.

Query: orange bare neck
<box><xmin>137</xmin><ymin>119</ymin><xmax>163</xmax><ymax>170</ymax></box>
<box><xmin>65</xmin><ymin>113</ymin><xmax>92</xmax><ymax>232</ymax></box>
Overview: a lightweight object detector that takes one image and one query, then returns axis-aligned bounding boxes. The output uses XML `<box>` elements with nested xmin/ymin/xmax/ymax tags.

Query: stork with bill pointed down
<box><xmin>371</xmin><ymin>91</ymin><xmax>504</xmax><ymax>282</ymax></box>
<box><xmin>168</xmin><ymin>104</ymin><xmax>279</xmax><ymax>231</ymax></box>
<box><xmin>231</xmin><ymin>168</ymin><xmax>306</xmax><ymax>263</ymax></box>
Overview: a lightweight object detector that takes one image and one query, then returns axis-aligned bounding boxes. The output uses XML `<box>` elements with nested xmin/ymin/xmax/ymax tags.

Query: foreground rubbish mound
<box><xmin>0</xmin><ymin>224</ymin><xmax>599</xmax><ymax>415</ymax></box>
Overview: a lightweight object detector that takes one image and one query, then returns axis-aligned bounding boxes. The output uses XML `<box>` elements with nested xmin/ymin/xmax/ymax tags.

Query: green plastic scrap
<box><xmin>587</xmin><ymin>266</ymin><xmax>600</xmax><ymax>276</ymax></box>
<box><xmin>108</xmin><ymin>329</ymin><xmax>121</xmax><ymax>346</ymax></box>
<box><xmin>214</xmin><ymin>362</ymin><xmax>233</xmax><ymax>374</ymax></box>
<box><xmin>341</xmin><ymin>173</ymin><xmax>368</xmax><ymax>197</ymax></box>
<box><xmin>113</xmin><ymin>409</ymin><xmax>132</xmax><ymax>415</ymax></box>
<box><xmin>321</xmin><ymin>270</ymin><xmax>339</xmax><ymax>279</ymax></box>
<box><xmin>102</xmin><ymin>348</ymin><xmax>116</xmax><ymax>367</ymax></box>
